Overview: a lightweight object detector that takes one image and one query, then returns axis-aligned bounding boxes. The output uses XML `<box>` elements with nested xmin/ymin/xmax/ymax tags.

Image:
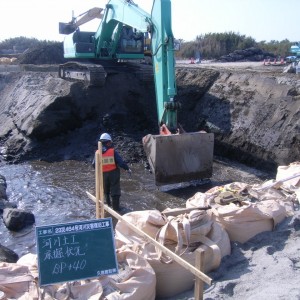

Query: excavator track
<box><xmin>59</xmin><ymin>61</ymin><xmax>153</xmax><ymax>86</ymax></box>
<box><xmin>58</xmin><ymin>62</ymin><xmax>107</xmax><ymax>87</ymax></box>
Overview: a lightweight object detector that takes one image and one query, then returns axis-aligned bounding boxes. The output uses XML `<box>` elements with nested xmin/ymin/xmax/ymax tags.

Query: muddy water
<box><xmin>0</xmin><ymin>158</ymin><xmax>270</xmax><ymax>257</ymax></box>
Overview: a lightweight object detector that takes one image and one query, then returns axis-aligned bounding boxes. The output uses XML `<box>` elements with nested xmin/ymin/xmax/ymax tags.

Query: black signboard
<box><xmin>36</xmin><ymin>218</ymin><xmax>118</xmax><ymax>286</ymax></box>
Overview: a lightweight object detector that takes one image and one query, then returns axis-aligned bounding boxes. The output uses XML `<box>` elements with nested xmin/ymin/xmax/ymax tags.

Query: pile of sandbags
<box><xmin>115</xmin><ymin>209</ymin><xmax>230</xmax><ymax>298</ymax></box>
<box><xmin>0</xmin><ymin>249</ymin><xmax>156</xmax><ymax>300</ymax></box>
<box><xmin>186</xmin><ymin>162</ymin><xmax>299</xmax><ymax>243</ymax></box>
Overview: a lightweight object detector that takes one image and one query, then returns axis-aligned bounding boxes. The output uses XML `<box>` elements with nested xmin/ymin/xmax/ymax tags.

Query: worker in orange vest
<box><xmin>95</xmin><ymin>133</ymin><xmax>131</xmax><ymax>211</ymax></box>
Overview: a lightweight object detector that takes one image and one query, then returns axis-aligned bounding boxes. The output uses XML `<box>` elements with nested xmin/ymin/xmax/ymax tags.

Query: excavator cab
<box><xmin>142</xmin><ymin>0</ymin><xmax>214</xmax><ymax>186</ymax></box>
<box><xmin>118</xmin><ymin>26</ymin><xmax>144</xmax><ymax>54</ymax></box>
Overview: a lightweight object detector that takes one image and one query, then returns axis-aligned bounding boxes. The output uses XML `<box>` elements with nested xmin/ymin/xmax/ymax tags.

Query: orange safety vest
<box><xmin>102</xmin><ymin>148</ymin><xmax>117</xmax><ymax>172</ymax></box>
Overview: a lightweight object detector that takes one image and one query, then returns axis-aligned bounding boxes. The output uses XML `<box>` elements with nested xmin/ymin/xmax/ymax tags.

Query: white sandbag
<box><xmin>17</xmin><ymin>253</ymin><xmax>39</xmax><ymax>279</ymax></box>
<box><xmin>0</xmin><ymin>262</ymin><xmax>38</xmax><ymax>300</ymax></box>
<box><xmin>0</xmin><ymin>57</ymin><xmax>11</xmax><ymax>64</ymax></box>
<box><xmin>130</xmin><ymin>241</ymin><xmax>218</xmax><ymax>298</ymax></box>
<box><xmin>2</xmin><ymin>248</ymin><xmax>156</xmax><ymax>300</ymax></box>
<box><xmin>211</xmin><ymin>199</ymin><xmax>287</xmax><ymax>243</ymax></box>
<box><xmin>43</xmin><ymin>247</ymin><xmax>156</xmax><ymax>300</ymax></box>
<box><xmin>275</xmin><ymin>162</ymin><xmax>300</xmax><ymax>204</ymax></box>
<box><xmin>186</xmin><ymin>181</ymin><xmax>289</xmax><ymax>243</ymax></box>
<box><xmin>115</xmin><ymin>210</ymin><xmax>166</xmax><ymax>249</ymax></box>
<box><xmin>156</xmin><ymin>210</ymin><xmax>213</xmax><ymax>247</ymax></box>
<box><xmin>115</xmin><ymin>210</ymin><xmax>230</xmax><ymax>298</ymax></box>
<box><xmin>207</xmin><ymin>222</ymin><xmax>231</xmax><ymax>258</ymax></box>
<box><xmin>105</xmin><ymin>247</ymin><xmax>156</xmax><ymax>300</ymax></box>
<box><xmin>276</xmin><ymin>161</ymin><xmax>300</xmax><ymax>190</ymax></box>
<box><xmin>250</xmin><ymin>184</ymin><xmax>296</xmax><ymax>215</ymax></box>
<box><xmin>186</xmin><ymin>191</ymin><xmax>214</xmax><ymax>208</ymax></box>
<box><xmin>41</xmin><ymin>279</ymin><xmax>103</xmax><ymax>300</ymax></box>
<box><xmin>205</xmin><ymin>182</ymin><xmax>251</xmax><ymax>198</ymax></box>
<box><xmin>42</xmin><ymin>248</ymin><xmax>156</xmax><ymax>300</ymax></box>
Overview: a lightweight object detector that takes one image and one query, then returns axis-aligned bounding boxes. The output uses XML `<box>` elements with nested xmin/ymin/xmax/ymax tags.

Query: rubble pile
<box><xmin>219</xmin><ymin>47</ymin><xmax>275</xmax><ymax>62</ymax></box>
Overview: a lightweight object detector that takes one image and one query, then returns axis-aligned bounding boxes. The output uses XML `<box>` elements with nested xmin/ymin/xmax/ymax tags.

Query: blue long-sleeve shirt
<box><xmin>108</xmin><ymin>148</ymin><xmax>129</xmax><ymax>171</ymax></box>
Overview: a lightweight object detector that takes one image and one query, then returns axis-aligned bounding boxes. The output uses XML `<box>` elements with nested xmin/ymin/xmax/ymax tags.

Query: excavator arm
<box><xmin>142</xmin><ymin>0</ymin><xmax>214</xmax><ymax>185</ymax></box>
<box><xmin>150</xmin><ymin>0</ymin><xmax>178</xmax><ymax>131</ymax></box>
<box><xmin>59</xmin><ymin>7</ymin><xmax>103</xmax><ymax>35</ymax></box>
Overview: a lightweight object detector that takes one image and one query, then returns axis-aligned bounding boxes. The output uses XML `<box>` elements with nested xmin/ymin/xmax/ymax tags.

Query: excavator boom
<box><xmin>142</xmin><ymin>0</ymin><xmax>214</xmax><ymax>185</ymax></box>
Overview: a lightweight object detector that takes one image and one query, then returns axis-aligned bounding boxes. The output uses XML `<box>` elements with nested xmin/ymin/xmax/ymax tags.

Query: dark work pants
<box><xmin>103</xmin><ymin>168</ymin><xmax>121</xmax><ymax>210</ymax></box>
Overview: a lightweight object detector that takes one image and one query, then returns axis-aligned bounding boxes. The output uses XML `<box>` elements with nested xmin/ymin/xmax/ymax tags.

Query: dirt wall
<box><xmin>176</xmin><ymin>64</ymin><xmax>300</xmax><ymax>171</ymax></box>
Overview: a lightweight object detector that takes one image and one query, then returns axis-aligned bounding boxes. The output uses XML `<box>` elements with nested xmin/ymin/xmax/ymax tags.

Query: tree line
<box><xmin>176</xmin><ymin>32</ymin><xmax>296</xmax><ymax>60</ymax></box>
<box><xmin>0</xmin><ymin>34</ymin><xmax>296</xmax><ymax>60</ymax></box>
<box><xmin>0</xmin><ymin>37</ymin><xmax>58</xmax><ymax>54</ymax></box>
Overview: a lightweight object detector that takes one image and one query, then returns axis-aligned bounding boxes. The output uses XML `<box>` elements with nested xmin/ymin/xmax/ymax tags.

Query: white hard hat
<box><xmin>99</xmin><ymin>133</ymin><xmax>112</xmax><ymax>142</ymax></box>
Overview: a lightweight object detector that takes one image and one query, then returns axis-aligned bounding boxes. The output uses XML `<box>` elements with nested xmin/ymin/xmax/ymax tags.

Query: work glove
<box><xmin>127</xmin><ymin>169</ymin><xmax>132</xmax><ymax>176</ymax></box>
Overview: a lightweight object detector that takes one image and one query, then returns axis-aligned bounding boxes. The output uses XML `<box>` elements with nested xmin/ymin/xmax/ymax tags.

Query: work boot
<box><xmin>105</xmin><ymin>194</ymin><xmax>111</xmax><ymax>207</ymax></box>
<box><xmin>112</xmin><ymin>196</ymin><xmax>120</xmax><ymax>211</ymax></box>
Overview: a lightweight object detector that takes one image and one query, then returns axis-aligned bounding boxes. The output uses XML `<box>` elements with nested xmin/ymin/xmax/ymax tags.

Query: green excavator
<box><xmin>59</xmin><ymin>0</ymin><xmax>214</xmax><ymax>186</ymax></box>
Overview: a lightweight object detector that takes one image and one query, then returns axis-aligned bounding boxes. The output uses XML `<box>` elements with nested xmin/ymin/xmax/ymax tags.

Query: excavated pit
<box><xmin>0</xmin><ymin>58</ymin><xmax>299</xmax><ymax>173</ymax></box>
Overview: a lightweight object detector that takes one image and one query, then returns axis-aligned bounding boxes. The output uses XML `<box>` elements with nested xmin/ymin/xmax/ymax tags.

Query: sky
<box><xmin>0</xmin><ymin>0</ymin><xmax>299</xmax><ymax>43</ymax></box>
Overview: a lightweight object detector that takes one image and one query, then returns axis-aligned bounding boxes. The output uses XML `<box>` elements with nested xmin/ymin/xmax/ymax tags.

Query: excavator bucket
<box><xmin>59</xmin><ymin>22</ymin><xmax>76</xmax><ymax>35</ymax></box>
<box><xmin>143</xmin><ymin>132</ymin><xmax>214</xmax><ymax>185</ymax></box>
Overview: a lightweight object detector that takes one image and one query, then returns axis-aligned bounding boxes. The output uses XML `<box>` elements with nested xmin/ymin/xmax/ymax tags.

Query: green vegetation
<box><xmin>257</xmin><ymin>39</ymin><xmax>293</xmax><ymax>58</ymax></box>
<box><xmin>176</xmin><ymin>32</ymin><xmax>294</xmax><ymax>59</ymax></box>
<box><xmin>0</xmin><ymin>37</ymin><xmax>59</xmax><ymax>53</ymax></box>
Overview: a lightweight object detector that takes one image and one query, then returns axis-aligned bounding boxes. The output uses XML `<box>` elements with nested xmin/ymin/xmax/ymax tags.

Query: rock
<box><xmin>0</xmin><ymin>244</ymin><xmax>19</xmax><ymax>263</ymax></box>
<box><xmin>3</xmin><ymin>208</ymin><xmax>35</xmax><ymax>231</ymax></box>
<box><xmin>0</xmin><ymin>174</ymin><xmax>7</xmax><ymax>200</ymax></box>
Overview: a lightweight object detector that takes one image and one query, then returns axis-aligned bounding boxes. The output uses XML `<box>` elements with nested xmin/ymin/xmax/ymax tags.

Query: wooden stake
<box><xmin>98</xmin><ymin>142</ymin><xmax>104</xmax><ymax>219</ymax></box>
<box><xmin>95</xmin><ymin>142</ymin><xmax>104</xmax><ymax>219</ymax></box>
<box><xmin>95</xmin><ymin>151</ymin><xmax>100</xmax><ymax>219</ymax></box>
<box><xmin>194</xmin><ymin>248</ymin><xmax>205</xmax><ymax>300</ymax></box>
<box><xmin>86</xmin><ymin>191</ymin><xmax>212</xmax><ymax>286</ymax></box>
<box><xmin>162</xmin><ymin>206</ymin><xmax>210</xmax><ymax>217</ymax></box>
<box><xmin>253</xmin><ymin>172</ymin><xmax>300</xmax><ymax>191</ymax></box>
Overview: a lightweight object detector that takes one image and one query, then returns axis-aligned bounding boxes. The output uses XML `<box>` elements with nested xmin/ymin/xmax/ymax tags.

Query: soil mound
<box><xmin>17</xmin><ymin>43</ymin><xmax>67</xmax><ymax>65</ymax></box>
<box><xmin>219</xmin><ymin>47</ymin><xmax>275</xmax><ymax>62</ymax></box>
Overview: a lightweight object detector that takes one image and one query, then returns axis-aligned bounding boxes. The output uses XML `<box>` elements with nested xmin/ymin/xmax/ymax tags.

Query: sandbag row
<box><xmin>187</xmin><ymin>162</ymin><xmax>299</xmax><ymax>244</ymax></box>
<box><xmin>115</xmin><ymin>208</ymin><xmax>230</xmax><ymax>298</ymax></box>
<box><xmin>0</xmin><ymin>249</ymin><xmax>156</xmax><ymax>300</ymax></box>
